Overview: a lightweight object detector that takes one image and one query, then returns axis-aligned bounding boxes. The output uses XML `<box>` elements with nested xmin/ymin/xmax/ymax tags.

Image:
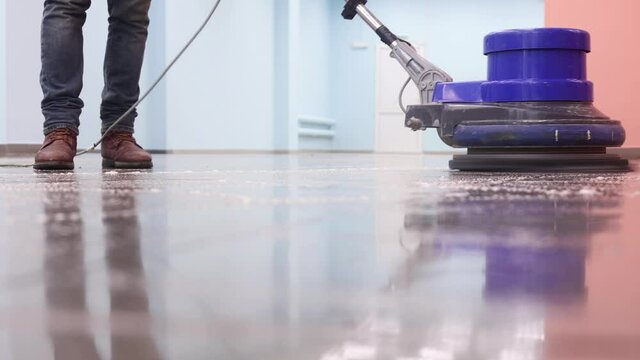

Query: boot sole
<box><xmin>102</xmin><ymin>158</ymin><xmax>153</xmax><ymax>169</ymax></box>
<box><xmin>33</xmin><ymin>161</ymin><xmax>75</xmax><ymax>171</ymax></box>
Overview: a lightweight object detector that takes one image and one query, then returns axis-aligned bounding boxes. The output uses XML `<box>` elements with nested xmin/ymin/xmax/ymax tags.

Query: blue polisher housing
<box><xmin>434</xmin><ymin>28</ymin><xmax>593</xmax><ymax>103</ymax></box>
<box><xmin>422</xmin><ymin>28</ymin><xmax>626</xmax><ymax>151</ymax></box>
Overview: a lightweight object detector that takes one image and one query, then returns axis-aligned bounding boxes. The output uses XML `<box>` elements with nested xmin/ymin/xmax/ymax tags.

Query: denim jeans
<box><xmin>41</xmin><ymin>0</ymin><xmax>151</xmax><ymax>135</ymax></box>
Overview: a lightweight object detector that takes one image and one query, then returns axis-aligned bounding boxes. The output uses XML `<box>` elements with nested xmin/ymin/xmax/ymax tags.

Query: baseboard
<box><xmin>3</xmin><ymin>144</ymin><xmax>636</xmax><ymax>158</ymax></box>
<box><xmin>609</xmin><ymin>148</ymin><xmax>640</xmax><ymax>159</ymax></box>
<box><xmin>155</xmin><ymin>149</ymin><xmax>371</xmax><ymax>155</ymax></box>
<box><xmin>0</xmin><ymin>144</ymin><xmax>101</xmax><ymax>157</ymax></box>
<box><xmin>158</xmin><ymin>150</ymin><xmax>461</xmax><ymax>155</ymax></box>
<box><xmin>0</xmin><ymin>144</ymin><xmax>41</xmax><ymax>157</ymax></box>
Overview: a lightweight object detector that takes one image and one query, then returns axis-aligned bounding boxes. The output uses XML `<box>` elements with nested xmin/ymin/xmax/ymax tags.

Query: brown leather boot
<box><xmin>101</xmin><ymin>131</ymin><xmax>153</xmax><ymax>169</ymax></box>
<box><xmin>34</xmin><ymin>128</ymin><xmax>78</xmax><ymax>170</ymax></box>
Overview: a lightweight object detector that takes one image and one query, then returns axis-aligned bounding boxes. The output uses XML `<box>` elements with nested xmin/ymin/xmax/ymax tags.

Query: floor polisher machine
<box><xmin>342</xmin><ymin>0</ymin><xmax>630</xmax><ymax>172</ymax></box>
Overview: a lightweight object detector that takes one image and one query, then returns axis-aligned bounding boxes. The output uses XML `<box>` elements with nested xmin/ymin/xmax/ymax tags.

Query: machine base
<box><xmin>450</xmin><ymin>148</ymin><xmax>630</xmax><ymax>172</ymax></box>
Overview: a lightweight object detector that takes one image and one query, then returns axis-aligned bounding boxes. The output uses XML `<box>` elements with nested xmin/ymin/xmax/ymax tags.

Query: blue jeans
<box><xmin>41</xmin><ymin>0</ymin><xmax>151</xmax><ymax>135</ymax></box>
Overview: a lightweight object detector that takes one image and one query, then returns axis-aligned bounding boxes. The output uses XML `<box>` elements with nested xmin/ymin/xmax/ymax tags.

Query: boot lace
<box><xmin>47</xmin><ymin>129</ymin><xmax>75</xmax><ymax>142</ymax></box>
<box><xmin>110</xmin><ymin>132</ymin><xmax>139</xmax><ymax>146</ymax></box>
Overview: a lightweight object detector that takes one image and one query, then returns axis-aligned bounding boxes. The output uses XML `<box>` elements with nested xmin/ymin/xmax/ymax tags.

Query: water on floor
<box><xmin>0</xmin><ymin>153</ymin><xmax>638</xmax><ymax>360</ymax></box>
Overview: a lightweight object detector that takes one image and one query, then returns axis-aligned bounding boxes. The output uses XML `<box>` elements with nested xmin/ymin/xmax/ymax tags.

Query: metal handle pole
<box><xmin>341</xmin><ymin>0</ymin><xmax>453</xmax><ymax>104</ymax></box>
<box><xmin>354</xmin><ymin>4</ymin><xmax>384</xmax><ymax>31</ymax></box>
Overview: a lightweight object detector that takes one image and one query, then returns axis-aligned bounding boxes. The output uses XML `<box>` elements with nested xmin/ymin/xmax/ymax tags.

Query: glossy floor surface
<box><xmin>0</xmin><ymin>153</ymin><xmax>639</xmax><ymax>360</ymax></box>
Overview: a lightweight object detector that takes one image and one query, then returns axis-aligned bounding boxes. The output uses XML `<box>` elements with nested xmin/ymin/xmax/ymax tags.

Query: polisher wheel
<box><xmin>449</xmin><ymin>148</ymin><xmax>630</xmax><ymax>172</ymax></box>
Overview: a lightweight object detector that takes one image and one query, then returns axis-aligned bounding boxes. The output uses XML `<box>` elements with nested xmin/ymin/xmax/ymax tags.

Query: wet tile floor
<box><xmin>0</xmin><ymin>153</ymin><xmax>639</xmax><ymax>360</ymax></box>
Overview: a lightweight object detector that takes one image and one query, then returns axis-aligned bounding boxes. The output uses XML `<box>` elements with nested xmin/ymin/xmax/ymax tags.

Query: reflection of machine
<box><xmin>319</xmin><ymin>174</ymin><xmax>624</xmax><ymax>359</ymax></box>
<box><xmin>359</xmin><ymin>175</ymin><xmax>624</xmax><ymax>359</ymax></box>
<box><xmin>342</xmin><ymin>0</ymin><xmax>629</xmax><ymax>172</ymax></box>
<box><xmin>485</xmin><ymin>245</ymin><xmax>586</xmax><ymax>300</ymax></box>
<box><xmin>402</xmin><ymin>174</ymin><xmax>623</xmax><ymax>301</ymax></box>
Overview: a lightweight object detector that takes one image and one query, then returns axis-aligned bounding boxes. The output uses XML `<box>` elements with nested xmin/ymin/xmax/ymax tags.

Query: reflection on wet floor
<box><xmin>405</xmin><ymin>173</ymin><xmax>623</xmax><ymax>300</ymax></box>
<box><xmin>40</xmin><ymin>173</ymin><xmax>161</xmax><ymax>359</ymax></box>
<box><xmin>0</xmin><ymin>154</ymin><xmax>639</xmax><ymax>359</ymax></box>
<box><xmin>43</xmin><ymin>175</ymin><xmax>101</xmax><ymax>359</ymax></box>
<box><xmin>102</xmin><ymin>174</ymin><xmax>161</xmax><ymax>360</ymax></box>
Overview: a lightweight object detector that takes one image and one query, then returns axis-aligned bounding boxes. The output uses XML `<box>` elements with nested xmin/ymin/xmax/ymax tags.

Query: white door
<box><xmin>375</xmin><ymin>45</ymin><xmax>424</xmax><ymax>153</ymax></box>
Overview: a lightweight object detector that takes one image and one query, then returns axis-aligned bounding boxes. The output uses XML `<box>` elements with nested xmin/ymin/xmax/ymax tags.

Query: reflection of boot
<box><xmin>43</xmin><ymin>177</ymin><xmax>100</xmax><ymax>359</ymax></box>
<box><xmin>103</xmin><ymin>180</ymin><xmax>161</xmax><ymax>360</ymax></box>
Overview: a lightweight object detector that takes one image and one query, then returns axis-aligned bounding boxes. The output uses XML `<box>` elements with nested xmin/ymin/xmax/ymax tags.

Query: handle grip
<box><xmin>342</xmin><ymin>0</ymin><xmax>367</xmax><ymax>20</ymax></box>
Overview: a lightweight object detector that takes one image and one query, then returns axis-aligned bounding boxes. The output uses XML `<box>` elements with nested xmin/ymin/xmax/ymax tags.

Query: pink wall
<box><xmin>546</xmin><ymin>0</ymin><xmax>640</xmax><ymax>147</ymax></box>
<box><xmin>545</xmin><ymin>3</ymin><xmax>640</xmax><ymax>358</ymax></box>
<box><xmin>545</xmin><ymin>191</ymin><xmax>640</xmax><ymax>360</ymax></box>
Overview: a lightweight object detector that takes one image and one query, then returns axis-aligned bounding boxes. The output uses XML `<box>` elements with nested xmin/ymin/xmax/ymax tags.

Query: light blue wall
<box><xmin>274</xmin><ymin>0</ymin><xmax>300</xmax><ymax>151</ymax></box>
<box><xmin>1</xmin><ymin>1</ymin><xmax>115</xmax><ymax>148</ymax></box>
<box><xmin>329</xmin><ymin>0</ymin><xmax>378</xmax><ymax>151</ymax></box>
<box><xmin>0</xmin><ymin>0</ymin><xmax>5</xmax><ymax>144</ymax></box>
<box><xmin>298</xmin><ymin>0</ymin><xmax>332</xmax><ymax>119</ymax></box>
<box><xmin>329</xmin><ymin>0</ymin><xmax>544</xmax><ymax>152</ymax></box>
<box><xmin>5</xmin><ymin>2</ymin><xmax>41</xmax><ymax>144</ymax></box>
<box><xmin>0</xmin><ymin>0</ymin><xmax>544</xmax><ymax>152</ymax></box>
<box><xmin>296</xmin><ymin>0</ymin><xmax>334</xmax><ymax>151</ymax></box>
<box><xmin>163</xmin><ymin>0</ymin><xmax>276</xmax><ymax>151</ymax></box>
<box><xmin>0</xmin><ymin>0</ymin><xmax>277</xmax><ymax>151</ymax></box>
<box><xmin>137</xmin><ymin>0</ymin><xmax>167</xmax><ymax>150</ymax></box>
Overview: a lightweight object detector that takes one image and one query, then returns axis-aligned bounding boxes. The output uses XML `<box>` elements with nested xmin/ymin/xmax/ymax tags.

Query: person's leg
<box><xmin>100</xmin><ymin>0</ymin><xmax>153</xmax><ymax>169</ymax></box>
<box><xmin>41</xmin><ymin>0</ymin><xmax>91</xmax><ymax>135</ymax></box>
<box><xmin>101</xmin><ymin>0</ymin><xmax>151</xmax><ymax>133</ymax></box>
<box><xmin>36</xmin><ymin>0</ymin><xmax>91</xmax><ymax>170</ymax></box>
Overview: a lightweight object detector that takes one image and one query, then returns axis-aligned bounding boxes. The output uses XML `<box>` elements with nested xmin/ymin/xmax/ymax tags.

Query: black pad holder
<box><xmin>404</xmin><ymin>102</ymin><xmax>631</xmax><ymax>172</ymax></box>
<box><xmin>449</xmin><ymin>149</ymin><xmax>630</xmax><ymax>173</ymax></box>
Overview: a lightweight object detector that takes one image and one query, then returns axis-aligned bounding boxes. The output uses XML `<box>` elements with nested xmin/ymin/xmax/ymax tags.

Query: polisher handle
<box><xmin>342</xmin><ymin>0</ymin><xmax>367</xmax><ymax>20</ymax></box>
<box><xmin>342</xmin><ymin>0</ymin><xmax>397</xmax><ymax>45</ymax></box>
<box><xmin>341</xmin><ymin>0</ymin><xmax>453</xmax><ymax>104</ymax></box>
